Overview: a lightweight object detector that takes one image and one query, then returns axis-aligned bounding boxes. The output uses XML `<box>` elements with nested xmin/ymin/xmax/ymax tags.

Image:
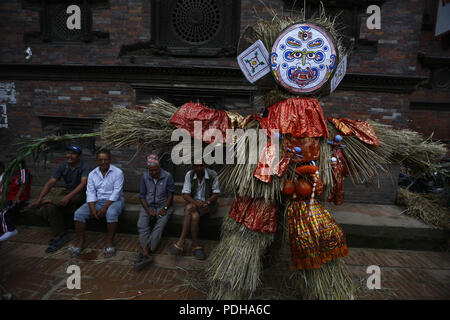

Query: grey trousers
<box><xmin>137</xmin><ymin>205</ymin><xmax>173</xmax><ymax>252</ymax></box>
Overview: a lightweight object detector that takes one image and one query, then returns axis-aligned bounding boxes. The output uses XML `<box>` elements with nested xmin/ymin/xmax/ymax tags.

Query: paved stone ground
<box><xmin>0</xmin><ymin>226</ymin><xmax>449</xmax><ymax>300</ymax></box>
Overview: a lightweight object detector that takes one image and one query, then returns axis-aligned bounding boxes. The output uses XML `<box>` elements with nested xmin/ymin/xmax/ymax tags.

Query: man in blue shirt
<box><xmin>134</xmin><ymin>154</ymin><xmax>175</xmax><ymax>271</ymax></box>
<box><xmin>27</xmin><ymin>145</ymin><xmax>91</xmax><ymax>254</ymax></box>
<box><xmin>70</xmin><ymin>149</ymin><xmax>124</xmax><ymax>258</ymax></box>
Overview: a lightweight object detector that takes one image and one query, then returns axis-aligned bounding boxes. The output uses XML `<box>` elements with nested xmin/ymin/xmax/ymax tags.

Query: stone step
<box><xmin>16</xmin><ymin>190</ymin><xmax>449</xmax><ymax>252</ymax></box>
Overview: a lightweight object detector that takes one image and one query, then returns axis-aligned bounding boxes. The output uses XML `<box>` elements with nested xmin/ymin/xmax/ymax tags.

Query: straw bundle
<box><xmin>319</xmin><ymin>136</ymin><xmax>334</xmax><ymax>198</ymax></box>
<box><xmin>0</xmin><ymin>132</ymin><xmax>100</xmax><ymax>206</ymax></box>
<box><xmin>326</xmin><ymin>123</ymin><xmax>390</xmax><ymax>184</ymax></box>
<box><xmin>396</xmin><ymin>188</ymin><xmax>450</xmax><ymax>230</ymax></box>
<box><xmin>368</xmin><ymin>120</ymin><xmax>447</xmax><ymax>175</ymax></box>
<box><xmin>100</xmin><ymin>98</ymin><xmax>178</xmax><ymax>156</ymax></box>
<box><xmin>292</xmin><ymin>259</ymin><xmax>355</xmax><ymax>300</ymax></box>
<box><xmin>206</xmin><ymin>215</ymin><xmax>274</xmax><ymax>300</ymax></box>
<box><xmin>218</xmin><ymin>122</ymin><xmax>296</xmax><ymax>202</ymax></box>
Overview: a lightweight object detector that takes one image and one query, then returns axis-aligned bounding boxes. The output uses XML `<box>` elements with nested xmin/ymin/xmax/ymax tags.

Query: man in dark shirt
<box><xmin>27</xmin><ymin>145</ymin><xmax>91</xmax><ymax>253</ymax></box>
<box><xmin>134</xmin><ymin>155</ymin><xmax>174</xmax><ymax>271</ymax></box>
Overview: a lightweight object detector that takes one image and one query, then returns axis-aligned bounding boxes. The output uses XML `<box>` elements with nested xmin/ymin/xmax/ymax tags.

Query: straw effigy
<box><xmin>205</xmin><ymin>6</ymin><xmax>354</xmax><ymax>300</ymax></box>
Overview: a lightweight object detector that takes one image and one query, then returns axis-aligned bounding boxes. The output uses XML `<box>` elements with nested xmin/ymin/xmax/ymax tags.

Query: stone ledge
<box><xmin>17</xmin><ymin>190</ymin><xmax>449</xmax><ymax>251</ymax></box>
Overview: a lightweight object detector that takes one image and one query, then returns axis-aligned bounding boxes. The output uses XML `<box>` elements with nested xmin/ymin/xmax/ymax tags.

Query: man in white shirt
<box><xmin>167</xmin><ymin>161</ymin><xmax>220</xmax><ymax>260</ymax></box>
<box><xmin>70</xmin><ymin>149</ymin><xmax>124</xmax><ymax>258</ymax></box>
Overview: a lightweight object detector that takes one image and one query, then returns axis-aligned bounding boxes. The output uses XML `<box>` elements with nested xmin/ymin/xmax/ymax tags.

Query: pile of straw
<box><xmin>100</xmin><ymin>98</ymin><xmax>178</xmax><ymax>156</ymax></box>
<box><xmin>206</xmin><ymin>215</ymin><xmax>275</xmax><ymax>299</ymax></box>
<box><xmin>396</xmin><ymin>188</ymin><xmax>450</xmax><ymax>230</ymax></box>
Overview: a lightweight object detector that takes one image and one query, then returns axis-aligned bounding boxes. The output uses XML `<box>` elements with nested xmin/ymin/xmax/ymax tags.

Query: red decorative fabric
<box><xmin>253</xmin><ymin>139</ymin><xmax>278</xmax><ymax>183</ymax></box>
<box><xmin>327</xmin><ymin>149</ymin><xmax>347</xmax><ymax>205</ymax></box>
<box><xmin>257</xmin><ymin>98</ymin><xmax>329</xmax><ymax>138</ymax></box>
<box><xmin>169</xmin><ymin>102</ymin><xmax>231</xmax><ymax>144</ymax></box>
<box><xmin>328</xmin><ymin>117</ymin><xmax>379</xmax><ymax>147</ymax></box>
<box><xmin>273</xmin><ymin>156</ymin><xmax>291</xmax><ymax>177</ymax></box>
<box><xmin>229</xmin><ymin>196</ymin><xmax>277</xmax><ymax>234</ymax></box>
<box><xmin>287</xmin><ymin>199</ymin><xmax>348</xmax><ymax>270</ymax></box>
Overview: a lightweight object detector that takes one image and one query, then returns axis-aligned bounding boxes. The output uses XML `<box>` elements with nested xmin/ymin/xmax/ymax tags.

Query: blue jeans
<box><xmin>74</xmin><ymin>198</ymin><xmax>124</xmax><ymax>223</ymax></box>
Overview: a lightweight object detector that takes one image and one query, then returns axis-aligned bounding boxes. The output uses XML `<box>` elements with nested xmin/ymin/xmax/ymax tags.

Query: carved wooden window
<box><xmin>150</xmin><ymin>0</ymin><xmax>241</xmax><ymax>57</ymax></box>
<box><xmin>23</xmin><ymin>0</ymin><xmax>109</xmax><ymax>44</ymax></box>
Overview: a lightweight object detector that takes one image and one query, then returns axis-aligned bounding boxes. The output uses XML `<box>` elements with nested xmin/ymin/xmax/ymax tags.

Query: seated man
<box><xmin>168</xmin><ymin>161</ymin><xmax>220</xmax><ymax>260</ymax></box>
<box><xmin>70</xmin><ymin>149</ymin><xmax>124</xmax><ymax>258</ymax></box>
<box><xmin>134</xmin><ymin>155</ymin><xmax>175</xmax><ymax>271</ymax></box>
<box><xmin>27</xmin><ymin>146</ymin><xmax>91</xmax><ymax>253</ymax></box>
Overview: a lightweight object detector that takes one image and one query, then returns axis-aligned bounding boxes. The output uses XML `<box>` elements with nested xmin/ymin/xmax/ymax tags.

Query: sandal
<box><xmin>192</xmin><ymin>246</ymin><xmax>206</xmax><ymax>260</ymax></box>
<box><xmin>167</xmin><ymin>243</ymin><xmax>183</xmax><ymax>256</ymax></box>
<box><xmin>68</xmin><ymin>245</ymin><xmax>83</xmax><ymax>258</ymax></box>
<box><xmin>104</xmin><ymin>246</ymin><xmax>116</xmax><ymax>258</ymax></box>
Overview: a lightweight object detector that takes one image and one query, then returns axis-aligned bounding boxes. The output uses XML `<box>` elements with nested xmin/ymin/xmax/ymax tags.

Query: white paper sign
<box><xmin>237</xmin><ymin>40</ymin><xmax>271</xmax><ymax>83</ymax></box>
<box><xmin>435</xmin><ymin>0</ymin><xmax>450</xmax><ymax>36</ymax></box>
<box><xmin>330</xmin><ymin>55</ymin><xmax>347</xmax><ymax>93</ymax></box>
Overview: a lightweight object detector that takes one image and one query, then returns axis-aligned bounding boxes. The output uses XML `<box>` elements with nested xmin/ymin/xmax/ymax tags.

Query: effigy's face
<box><xmin>271</xmin><ymin>23</ymin><xmax>337</xmax><ymax>94</ymax></box>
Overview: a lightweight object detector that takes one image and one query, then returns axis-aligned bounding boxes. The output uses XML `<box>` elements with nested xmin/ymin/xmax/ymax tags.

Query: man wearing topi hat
<box><xmin>134</xmin><ymin>154</ymin><xmax>175</xmax><ymax>271</ymax></box>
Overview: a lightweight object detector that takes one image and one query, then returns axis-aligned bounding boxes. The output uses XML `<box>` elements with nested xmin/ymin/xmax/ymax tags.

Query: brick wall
<box><xmin>0</xmin><ymin>0</ymin><xmax>448</xmax><ymax>202</ymax></box>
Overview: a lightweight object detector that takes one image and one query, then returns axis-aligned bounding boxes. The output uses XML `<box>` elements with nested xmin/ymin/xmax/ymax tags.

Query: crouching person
<box><xmin>134</xmin><ymin>155</ymin><xmax>174</xmax><ymax>271</ymax></box>
<box><xmin>0</xmin><ymin>161</ymin><xmax>32</xmax><ymax>242</ymax></box>
<box><xmin>70</xmin><ymin>149</ymin><xmax>124</xmax><ymax>258</ymax></box>
<box><xmin>168</xmin><ymin>161</ymin><xmax>220</xmax><ymax>260</ymax></box>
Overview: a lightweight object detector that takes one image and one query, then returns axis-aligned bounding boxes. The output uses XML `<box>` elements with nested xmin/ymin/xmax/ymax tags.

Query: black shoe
<box><xmin>192</xmin><ymin>247</ymin><xmax>206</xmax><ymax>260</ymax></box>
<box><xmin>45</xmin><ymin>234</ymin><xmax>69</xmax><ymax>254</ymax></box>
<box><xmin>133</xmin><ymin>253</ymin><xmax>153</xmax><ymax>271</ymax></box>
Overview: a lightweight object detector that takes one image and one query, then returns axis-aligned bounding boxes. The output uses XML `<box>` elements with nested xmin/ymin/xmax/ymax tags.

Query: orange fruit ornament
<box><xmin>282</xmin><ymin>179</ymin><xmax>295</xmax><ymax>195</ymax></box>
<box><xmin>295</xmin><ymin>179</ymin><xmax>313</xmax><ymax>198</ymax></box>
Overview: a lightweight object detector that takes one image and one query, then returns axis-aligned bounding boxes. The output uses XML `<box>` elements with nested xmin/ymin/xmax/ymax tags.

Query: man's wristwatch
<box><xmin>163</xmin><ymin>206</ymin><xmax>168</xmax><ymax>210</ymax></box>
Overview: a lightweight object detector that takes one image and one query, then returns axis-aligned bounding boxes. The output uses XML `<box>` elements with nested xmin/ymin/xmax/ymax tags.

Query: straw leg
<box><xmin>293</xmin><ymin>259</ymin><xmax>356</xmax><ymax>300</ymax></box>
